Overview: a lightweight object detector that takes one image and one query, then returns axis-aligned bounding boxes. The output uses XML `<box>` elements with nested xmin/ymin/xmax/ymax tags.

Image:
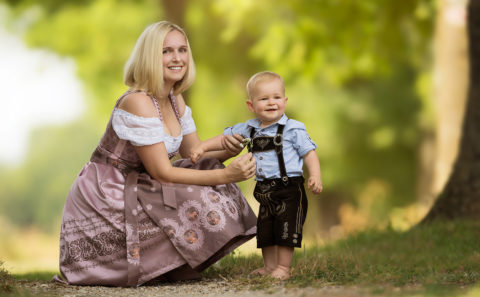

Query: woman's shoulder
<box><xmin>118</xmin><ymin>91</ymin><xmax>157</xmax><ymax>118</ymax></box>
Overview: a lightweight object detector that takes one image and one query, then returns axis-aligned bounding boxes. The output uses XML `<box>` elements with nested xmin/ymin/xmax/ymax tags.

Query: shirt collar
<box><xmin>246</xmin><ymin>114</ymin><xmax>288</xmax><ymax>129</ymax></box>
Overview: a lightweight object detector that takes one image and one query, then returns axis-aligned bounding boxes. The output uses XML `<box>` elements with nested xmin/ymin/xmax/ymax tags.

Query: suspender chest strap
<box><xmin>248</xmin><ymin>124</ymin><xmax>289</xmax><ymax>184</ymax></box>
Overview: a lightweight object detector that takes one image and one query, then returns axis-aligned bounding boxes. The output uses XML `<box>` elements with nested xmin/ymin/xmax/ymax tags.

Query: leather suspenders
<box><xmin>248</xmin><ymin>124</ymin><xmax>289</xmax><ymax>185</ymax></box>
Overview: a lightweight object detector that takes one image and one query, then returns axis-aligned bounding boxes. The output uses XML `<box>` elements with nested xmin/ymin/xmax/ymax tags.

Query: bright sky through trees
<box><xmin>0</xmin><ymin>25</ymin><xmax>85</xmax><ymax>165</ymax></box>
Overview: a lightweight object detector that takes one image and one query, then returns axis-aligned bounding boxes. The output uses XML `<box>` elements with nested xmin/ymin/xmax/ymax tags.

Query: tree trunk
<box><xmin>161</xmin><ymin>0</ymin><xmax>188</xmax><ymax>28</ymax></box>
<box><xmin>430</xmin><ymin>0</ymin><xmax>469</xmax><ymax>200</ymax></box>
<box><xmin>423</xmin><ymin>0</ymin><xmax>480</xmax><ymax>222</ymax></box>
<box><xmin>161</xmin><ymin>0</ymin><xmax>190</xmax><ymax>103</ymax></box>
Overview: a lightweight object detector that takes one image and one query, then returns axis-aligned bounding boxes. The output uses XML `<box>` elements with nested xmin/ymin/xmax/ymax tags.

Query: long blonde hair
<box><xmin>124</xmin><ymin>21</ymin><xmax>196</xmax><ymax>98</ymax></box>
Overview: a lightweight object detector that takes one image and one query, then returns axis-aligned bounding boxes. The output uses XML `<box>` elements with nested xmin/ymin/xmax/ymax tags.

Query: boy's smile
<box><xmin>246</xmin><ymin>78</ymin><xmax>287</xmax><ymax>128</ymax></box>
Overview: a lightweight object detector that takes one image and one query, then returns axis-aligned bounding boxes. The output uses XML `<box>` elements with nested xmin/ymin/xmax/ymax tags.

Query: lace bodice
<box><xmin>95</xmin><ymin>90</ymin><xmax>196</xmax><ymax>165</ymax></box>
<box><xmin>112</xmin><ymin>105</ymin><xmax>196</xmax><ymax>149</ymax></box>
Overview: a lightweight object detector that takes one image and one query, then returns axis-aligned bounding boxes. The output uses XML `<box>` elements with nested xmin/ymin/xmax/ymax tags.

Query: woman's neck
<box><xmin>156</xmin><ymin>82</ymin><xmax>174</xmax><ymax>102</ymax></box>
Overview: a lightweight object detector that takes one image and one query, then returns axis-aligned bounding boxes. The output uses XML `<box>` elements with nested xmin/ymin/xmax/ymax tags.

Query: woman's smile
<box><xmin>163</xmin><ymin>30</ymin><xmax>189</xmax><ymax>83</ymax></box>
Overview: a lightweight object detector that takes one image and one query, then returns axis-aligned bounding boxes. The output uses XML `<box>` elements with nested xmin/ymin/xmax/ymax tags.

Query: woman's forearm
<box><xmin>154</xmin><ymin>166</ymin><xmax>232</xmax><ymax>186</ymax></box>
<box><xmin>203</xmin><ymin>149</ymin><xmax>236</xmax><ymax>162</ymax></box>
<box><xmin>135</xmin><ymin>141</ymin><xmax>254</xmax><ymax>186</ymax></box>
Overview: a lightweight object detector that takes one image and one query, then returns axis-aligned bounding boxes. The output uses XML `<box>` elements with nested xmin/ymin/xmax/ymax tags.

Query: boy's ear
<box><xmin>285</xmin><ymin>96</ymin><xmax>288</xmax><ymax>102</ymax></box>
<box><xmin>246</xmin><ymin>100</ymin><xmax>255</xmax><ymax>113</ymax></box>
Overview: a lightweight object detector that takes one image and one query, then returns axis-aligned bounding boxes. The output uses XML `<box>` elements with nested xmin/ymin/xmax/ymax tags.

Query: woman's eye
<box><xmin>179</xmin><ymin>48</ymin><xmax>187</xmax><ymax>53</ymax></box>
<box><xmin>162</xmin><ymin>49</ymin><xmax>170</xmax><ymax>54</ymax></box>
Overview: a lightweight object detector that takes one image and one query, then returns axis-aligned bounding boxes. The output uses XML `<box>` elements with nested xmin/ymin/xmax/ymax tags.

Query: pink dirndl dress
<box><xmin>56</xmin><ymin>91</ymin><xmax>257</xmax><ymax>287</ymax></box>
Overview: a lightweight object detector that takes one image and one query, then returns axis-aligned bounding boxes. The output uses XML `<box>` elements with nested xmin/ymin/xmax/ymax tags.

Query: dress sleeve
<box><xmin>112</xmin><ymin>108</ymin><xmax>165</xmax><ymax>146</ymax></box>
<box><xmin>179</xmin><ymin>105</ymin><xmax>197</xmax><ymax>135</ymax></box>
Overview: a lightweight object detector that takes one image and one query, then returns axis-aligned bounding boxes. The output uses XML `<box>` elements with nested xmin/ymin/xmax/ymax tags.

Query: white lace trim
<box><xmin>112</xmin><ymin>109</ymin><xmax>165</xmax><ymax>146</ymax></box>
<box><xmin>112</xmin><ymin>105</ymin><xmax>195</xmax><ymax>150</ymax></box>
<box><xmin>180</xmin><ymin>106</ymin><xmax>196</xmax><ymax>135</ymax></box>
<box><xmin>112</xmin><ymin>108</ymin><xmax>183</xmax><ymax>153</ymax></box>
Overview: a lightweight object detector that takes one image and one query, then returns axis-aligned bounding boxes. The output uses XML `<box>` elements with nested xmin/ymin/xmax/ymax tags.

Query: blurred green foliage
<box><xmin>0</xmin><ymin>0</ymin><xmax>435</xmax><ymax>233</ymax></box>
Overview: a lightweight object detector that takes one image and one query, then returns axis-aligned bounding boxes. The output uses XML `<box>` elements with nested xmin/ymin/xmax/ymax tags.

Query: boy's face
<box><xmin>246</xmin><ymin>78</ymin><xmax>287</xmax><ymax>127</ymax></box>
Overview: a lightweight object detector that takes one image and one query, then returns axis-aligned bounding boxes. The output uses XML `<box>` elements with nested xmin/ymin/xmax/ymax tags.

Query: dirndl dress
<box><xmin>56</xmin><ymin>90</ymin><xmax>257</xmax><ymax>287</ymax></box>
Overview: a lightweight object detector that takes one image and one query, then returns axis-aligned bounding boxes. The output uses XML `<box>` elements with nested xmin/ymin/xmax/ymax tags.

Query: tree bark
<box><xmin>423</xmin><ymin>0</ymin><xmax>480</xmax><ymax>222</ymax></box>
<box><xmin>430</xmin><ymin>0</ymin><xmax>469</xmax><ymax>199</ymax></box>
<box><xmin>161</xmin><ymin>0</ymin><xmax>188</xmax><ymax>28</ymax></box>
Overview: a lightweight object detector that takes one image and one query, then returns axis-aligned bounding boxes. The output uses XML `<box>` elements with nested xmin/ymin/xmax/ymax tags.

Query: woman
<box><xmin>56</xmin><ymin>21</ymin><xmax>257</xmax><ymax>287</ymax></box>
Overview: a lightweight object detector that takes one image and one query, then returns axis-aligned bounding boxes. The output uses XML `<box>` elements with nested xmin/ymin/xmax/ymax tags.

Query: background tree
<box><xmin>429</xmin><ymin>0</ymin><xmax>469</xmax><ymax>203</ymax></box>
<box><xmin>423</xmin><ymin>0</ymin><xmax>480</xmax><ymax>221</ymax></box>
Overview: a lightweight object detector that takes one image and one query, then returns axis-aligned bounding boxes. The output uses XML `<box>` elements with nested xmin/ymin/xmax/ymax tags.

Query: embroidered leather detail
<box><xmin>257</xmin><ymin>138</ymin><xmax>270</xmax><ymax>150</ymax></box>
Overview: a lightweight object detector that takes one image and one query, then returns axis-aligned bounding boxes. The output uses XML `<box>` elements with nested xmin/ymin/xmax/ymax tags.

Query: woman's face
<box><xmin>162</xmin><ymin>29</ymin><xmax>189</xmax><ymax>84</ymax></box>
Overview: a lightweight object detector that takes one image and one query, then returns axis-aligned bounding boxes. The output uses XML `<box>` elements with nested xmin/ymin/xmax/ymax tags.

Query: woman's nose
<box><xmin>172</xmin><ymin>51</ymin><xmax>180</xmax><ymax>61</ymax></box>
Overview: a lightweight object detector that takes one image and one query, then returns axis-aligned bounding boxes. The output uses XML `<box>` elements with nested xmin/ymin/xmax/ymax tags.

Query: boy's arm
<box><xmin>200</xmin><ymin>135</ymin><xmax>226</xmax><ymax>152</ymax></box>
<box><xmin>303</xmin><ymin>150</ymin><xmax>323</xmax><ymax>194</ymax></box>
<box><xmin>202</xmin><ymin>134</ymin><xmax>246</xmax><ymax>162</ymax></box>
<box><xmin>190</xmin><ymin>135</ymin><xmax>225</xmax><ymax>163</ymax></box>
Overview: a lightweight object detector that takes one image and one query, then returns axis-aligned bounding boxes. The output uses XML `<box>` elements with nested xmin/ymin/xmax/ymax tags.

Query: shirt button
<box><xmin>259</xmin><ymin>156</ymin><xmax>263</xmax><ymax>160</ymax></box>
<box><xmin>259</xmin><ymin>168</ymin><xmax>263</xmax><ymax>172</ymax></box>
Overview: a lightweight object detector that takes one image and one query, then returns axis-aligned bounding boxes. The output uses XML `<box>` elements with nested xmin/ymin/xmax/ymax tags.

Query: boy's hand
<box><xmin>190</xmin><ymin>147</ymin><xmax>205</xmax><ymax>164</ymax></box>
<box><xmin>307</xmin><ymin>175</ymin><xmax>323</xmax><ymax>195</ymax></box>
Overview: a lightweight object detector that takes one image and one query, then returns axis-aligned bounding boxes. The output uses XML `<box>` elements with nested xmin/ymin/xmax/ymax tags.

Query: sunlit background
<box><xmin>0</xmin><ymin>0</ymin><xmax>468</xmax><ymax>274</ymax></box>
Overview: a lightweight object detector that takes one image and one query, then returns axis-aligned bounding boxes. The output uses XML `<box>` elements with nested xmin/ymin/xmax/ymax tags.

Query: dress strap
<box><xmin>149</xmin><ymin>91</ymin><xmax>181</xmax><ymax>122</ymax></box>
<box><xmin>169</xmin><ymin>90</ymin><xmax>182</xmax><ymax>121</ymax></box>
<box><xmin>124</xmin><ymin>170</ymin><xmax>141</xmax><ymax>287</ymax></box>
<box><xmin>150</xmin><ymin>95</ymin><xmax>163</xmax><ymax>121</ymax></box>
<box><xmin>149</xmin><ymin>91</ymin><xmax>180</xmax><ymax>159</ymax></box>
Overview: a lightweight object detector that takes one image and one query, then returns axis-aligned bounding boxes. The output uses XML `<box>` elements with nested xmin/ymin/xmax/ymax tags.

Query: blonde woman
<box><xmin>56</xmin><ymin>21</ymin><xmax>257</xmax><ymax>287</ymax></box>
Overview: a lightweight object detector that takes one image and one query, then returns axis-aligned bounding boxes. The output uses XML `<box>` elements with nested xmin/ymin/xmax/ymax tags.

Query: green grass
<box><xmin>0</xmin><ymin>261</ymin><xmax>13</xmax><ymax>294</ymax></box>
<box><xmin>2</xmin><ymin>219</ymin><xmax>479</xmax><ymax>296</ymax></box>
<box><xmin>10</xmin><ymin>272</ymin><xmax>55</xmax><ymax>282</ymax></box>
<box><xmin>203</xmin><ymin>219</ymin><xmax>480</xmax><ymax>294</ymax></box>
<box><xmin>0</xmin><ymin>262</ymin><xmax>34</xmax><ymax>297</ymax></box>
<box><xmin>0</xmin><ymin>262</ymin><xmax>56</xmax><ymax>297</ymax></box>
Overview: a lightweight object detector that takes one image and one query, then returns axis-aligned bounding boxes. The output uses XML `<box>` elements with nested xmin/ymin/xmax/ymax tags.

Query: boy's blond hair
<box><xmin>124</xmin><ymin>21</ymin><xmax>196</xmax><ymax>99</ymax></box>
<box><xmin>246</xmin><ymin>71</ymin><xmax>285</xmax><ymax>100</ymax></box>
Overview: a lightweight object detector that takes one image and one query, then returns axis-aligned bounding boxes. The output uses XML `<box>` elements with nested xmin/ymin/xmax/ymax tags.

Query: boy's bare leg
<box><xmin>250</xmin><ymin>245</ymin><xmax>277</xmax><ymax>275</ymax></box>
<box><xmin>270</xmin><ymin>246</ymin><xmax>294</xmax><ymax>280</ymax></box>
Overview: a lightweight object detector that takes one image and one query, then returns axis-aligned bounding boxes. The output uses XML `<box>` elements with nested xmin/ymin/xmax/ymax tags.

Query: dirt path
<box><xmin>18</xmin><ymin>279</ymin><xmax>375</xmax><ymax>297</ymax></box>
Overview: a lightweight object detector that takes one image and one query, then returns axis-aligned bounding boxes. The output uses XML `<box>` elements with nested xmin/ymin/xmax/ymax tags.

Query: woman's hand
<box><xmin>224</xmin><ymin>153</ymin><xmax>256</xmax><ymax>182</ymax></box>
<box><xmin>222</xmin><ymin>134</ymin><xmax>245</xmax><ymax>156</ymax></box>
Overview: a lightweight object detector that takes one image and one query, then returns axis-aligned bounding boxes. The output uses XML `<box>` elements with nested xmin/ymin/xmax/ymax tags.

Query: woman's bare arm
<box><xmin>135</xmin><ymin>143</ymin><xmax>255</xmax><ymax>185</ymax></box>
<box><xmin>118</xmin><ymin>92</ymin><xmax>256</xmax><ymax>185</ymax></box>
